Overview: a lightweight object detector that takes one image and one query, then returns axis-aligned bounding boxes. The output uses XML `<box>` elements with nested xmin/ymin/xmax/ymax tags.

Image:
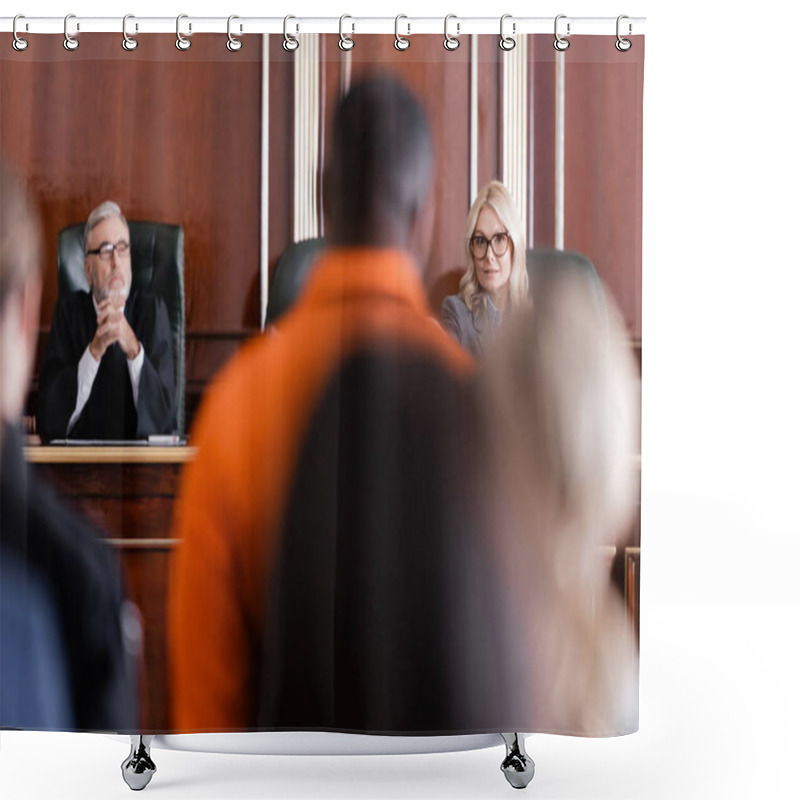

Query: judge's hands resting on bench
<box><xmin>89</xmin><ymin>296</ymin><xmax>140</xmax><ymax>362</ymax></box>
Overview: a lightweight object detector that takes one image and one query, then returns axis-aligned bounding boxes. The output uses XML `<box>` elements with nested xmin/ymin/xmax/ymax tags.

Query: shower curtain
<box><xmin>0</xmin><ymin>19</ymin><xmax>644</xmax><ymax>745</ymax></box>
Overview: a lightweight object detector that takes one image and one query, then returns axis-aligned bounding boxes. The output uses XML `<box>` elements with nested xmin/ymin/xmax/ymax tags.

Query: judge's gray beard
<box><xmin>95</xmin><ymin>286</ymin><xmax>129</xmax><ymax>305</ymax></box>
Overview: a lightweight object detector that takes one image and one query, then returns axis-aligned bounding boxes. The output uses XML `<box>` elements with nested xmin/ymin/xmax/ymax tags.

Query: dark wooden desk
<box><xmin>26</xmin><ymin>445</ymin><xmax>195</xmax><ymax>731</ymax></box>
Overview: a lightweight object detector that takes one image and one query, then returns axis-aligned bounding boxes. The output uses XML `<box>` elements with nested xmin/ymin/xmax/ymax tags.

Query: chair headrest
<box><xmin>57</xmin><ymin>220</ymin><xmax>184</xmax><ymax>297</ymax></box>
<box><xmin>526</xmin><ymin>248</ymin><xmax>600</xmax><ymax>284</ymax></box>
<box><xmin>267</xmin><ymin>238</ymin><xmax>327</xmax><ymax>325</ymax></box>
<box><xmin>526</xmin><ymin>248</ymin><xmax>606</xmax><ymax>317</ymax></box>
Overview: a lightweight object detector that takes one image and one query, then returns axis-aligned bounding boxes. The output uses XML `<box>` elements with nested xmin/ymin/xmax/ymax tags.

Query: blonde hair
<box><xmin>488</xmin><ymin>272</ymin><xmax>637</xmax><ymax>540</ymax></box>
<box><xmin>1</xmin><ymin>164</ymin><xmax>42</xmax><ymax>440</ymax></box>
<box><xmin>0</xmin><ymin>164</ymin><xmax>41</xmax><ymax>312</ymax></box>
<box><xmin>479</xmin><ymin>269</ymin><xmax>640</xmax><ymax>734</ymax></box>
<box><xmin>460</xmin><ymin>181</ymin><xmax>529</xmax><ymax>315</ymax></box>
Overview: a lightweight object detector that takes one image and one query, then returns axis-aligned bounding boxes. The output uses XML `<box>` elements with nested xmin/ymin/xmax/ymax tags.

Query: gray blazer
<box><xmin>440</xmin><ymin>294</ymin><xmax>502</xmax><ymax>358</ymax></box>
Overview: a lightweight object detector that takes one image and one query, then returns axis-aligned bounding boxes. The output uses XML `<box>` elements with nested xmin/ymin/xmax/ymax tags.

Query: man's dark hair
<box><xmin>324</xmin><ymin>76</ymin><xmax>434</xmax><ymax>247</ymax></box>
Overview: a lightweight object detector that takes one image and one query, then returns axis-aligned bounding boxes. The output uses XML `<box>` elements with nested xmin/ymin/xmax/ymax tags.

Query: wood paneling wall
<box><xmin>562</xmin><ymin>36</ymin><xmax>644</xmax><ymax>338</ymax></box>
<box><xmin>1</xmin><ymin>34</ymin><xmax>263</xmax><ymax>427</ymax></box>
<box><xmin>6</xmin><ymin>31</ymin><xmax>642</xmax><ymax>731</ymax></box>
<box><xmin>267</xmin><ymin>36</ymin><xmax>294</xmax><ymax>282</ymax></box>
<box><xmin>2</xmin><ymin>33</ymin><xmax>643</xmax><ymax>430</ymax></box>
<box><xmin>529</xmin><ymin>35</ymin><xmax>643</xmax><ymax>337</ymax></box>
<box><xmin>33</xmin><ymin>457</ymin><xmax>183</xmax><ymax>731</ymax></box>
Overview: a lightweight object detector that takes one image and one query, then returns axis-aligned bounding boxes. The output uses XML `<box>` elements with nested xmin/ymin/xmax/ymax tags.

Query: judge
<box><xmin>37</xmin><ymin>201</ymin><xmax>176</xmax><ymax>441</ymax></box>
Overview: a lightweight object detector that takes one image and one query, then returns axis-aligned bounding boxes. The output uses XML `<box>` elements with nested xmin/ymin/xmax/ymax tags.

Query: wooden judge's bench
<box><xmin>25</xmin><ymin>445</ymin><xmax>640</xmax><ymax>733</ymax></box>
<box><xmin>25</xmin><ymin>444</ymin><xmax>195</xmax><ymax>732</ymax></box>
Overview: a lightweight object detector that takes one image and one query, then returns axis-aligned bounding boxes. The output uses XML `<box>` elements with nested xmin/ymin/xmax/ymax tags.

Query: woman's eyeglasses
<box><xmin>470</xmin><ymin>231</ymin><xmax>510</xmax><ymax>259</ymax></box>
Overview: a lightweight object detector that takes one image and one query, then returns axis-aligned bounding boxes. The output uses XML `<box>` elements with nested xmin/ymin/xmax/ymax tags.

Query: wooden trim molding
<box><xmin>261</xmin><ymin>33</ymin><xmax>271</xmax><ymax>329</ymax></box>
<box><xmin>25</xmin><ymin>446</ymin><xmax>197</xmax><ymax>465</ymax></box>
<box><xmin>555</xmin><ymin>48</ymin><xmax>566</xmax><ymax>249</ymax></box>
<box><xmin>625</xmin><ymin>545</ymin><xmax>641</xmax><ymax>629</ymax></box>
<box><xmin>104</xmin><ymin>538</ymin><xmax>179</xmax><ymax>550</ymax></box>
<box><xmin>293</xmin><ymin>33</ymin><xmax>321</xmax><ymax>241</ymax></box>
<box><xmin>502</xmin><ymin>34</ymin><xmax>529</xmax><ymax>227</ymax></box>
<box><xmin>470</xmin><ymin>34</ymin><xmax>479</xmax><ymax>204</ymax></box>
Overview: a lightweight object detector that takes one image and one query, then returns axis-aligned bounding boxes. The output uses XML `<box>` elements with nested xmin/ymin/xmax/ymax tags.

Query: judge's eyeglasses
<box><xmin>86</xmin><ymin>241</ymin><xmax>131</xmax><ymax>260</ymax></box>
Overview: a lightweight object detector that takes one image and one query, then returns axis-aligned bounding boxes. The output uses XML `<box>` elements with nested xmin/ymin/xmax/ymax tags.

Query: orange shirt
<box><xmin>169</xmin><ymin>248</ymin><xmax>472</xmax><ymax>731</ymax></box>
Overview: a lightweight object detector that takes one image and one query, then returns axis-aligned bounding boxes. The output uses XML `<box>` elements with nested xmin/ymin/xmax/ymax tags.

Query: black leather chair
<box><xmin>57</xmin><ymin>221</ymin><xmax>186</xmax><ymax>435</ymax></box>
<box><xmin>266</xmin><ymin>238</ymin><xmax>326</xmax><ymax>326</ymax></box>
<box><xmin>526</xmin><ymin>248</ymin><xmax>606</xmax><ymax>318</ymax></box>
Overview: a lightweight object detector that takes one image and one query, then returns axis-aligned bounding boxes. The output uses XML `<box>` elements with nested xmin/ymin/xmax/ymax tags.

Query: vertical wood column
<box><xmin>469</xmin><ymin>34</ymin><xmax>479</xmax><ymax>205</ymax></box>
<box><xmin>555</xmin><ymin>49</ymin><xmax>566</xmax><ymax>250</ymax></box>
<box><xmin>260</xmin><ymin>35</ymin><xmax>270</xmax><ymax>328</ymax></box>
<box><xmin>293</xmin><ymin>33</ymin><xmax>321</xmax><ymax>241</ymax></box>
<box><xmin>502</xmin><ymin>35</ymin><xmax>529</xmax><ymax>231</ymax></box>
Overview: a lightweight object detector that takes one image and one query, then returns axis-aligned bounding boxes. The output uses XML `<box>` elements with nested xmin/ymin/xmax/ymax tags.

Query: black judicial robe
<box><xmin>37</xmin><ymin>290</ymin><xmax>176</xmax><ymax>442</ymax></box>
<box><xmin>0</xmin><ymin>423</ymin><xmax>138</xmax><ymax>731</ymax></box>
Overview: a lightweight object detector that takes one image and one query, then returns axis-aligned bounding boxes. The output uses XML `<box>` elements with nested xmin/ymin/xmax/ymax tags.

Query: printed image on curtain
<box><xmin>0</xmin><ymin>22</ymin><xmax>643</xmax><ymax>791</ymax></box>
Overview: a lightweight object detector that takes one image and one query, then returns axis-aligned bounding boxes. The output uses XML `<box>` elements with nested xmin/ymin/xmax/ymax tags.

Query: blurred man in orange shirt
<box><xmin>169</xmin><ymin>77</ymin><xmax>472</xmax><ymax>731</ymax></box>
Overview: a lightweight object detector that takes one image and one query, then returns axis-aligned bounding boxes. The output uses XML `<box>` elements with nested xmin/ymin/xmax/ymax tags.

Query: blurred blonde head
<box><xmin>478</xmin><ymin>264</ymin><xmax>640</xmax><ymax>734</ymax></box>
<box><xmin>460</xmin><ymin>181</ymin><xmax>528</xmax><ymax>314</ymax></box>
<box><xmin>0</xmin><ymin>164</ymin><xmax>42</xmax><ymax>435</ymax></box>
<box><xmin>489</xmin><ymin>269</ymin><xmax>637</xmax><ymax>549</ymax></box>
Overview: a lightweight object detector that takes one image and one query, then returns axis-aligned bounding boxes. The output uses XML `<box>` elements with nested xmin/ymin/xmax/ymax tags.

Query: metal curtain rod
<box><xmin>0</xmin><ymin>15</ymin><xmax>646</xmax><ymax>36</ymax></box>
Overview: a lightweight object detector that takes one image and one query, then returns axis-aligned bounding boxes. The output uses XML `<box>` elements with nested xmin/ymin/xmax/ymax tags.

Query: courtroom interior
<box><xmin>1</xmin><ymin>32</ymin><xmax>642</xmax><ymax>733</ymax></box>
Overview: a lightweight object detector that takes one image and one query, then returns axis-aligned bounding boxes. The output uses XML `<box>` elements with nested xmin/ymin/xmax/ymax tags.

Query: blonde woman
<box><xmin>441</xmin><ymin>181</ymin><xmax>529</xmax><ymax>357</ymax></box>
<box><xmin>478</xmin><ymin>266</ymin><xmax>640</xmax><ymax>735</ymax></box>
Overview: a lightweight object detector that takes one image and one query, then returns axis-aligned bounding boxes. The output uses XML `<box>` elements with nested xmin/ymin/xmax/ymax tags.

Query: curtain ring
<box><xmin>12</xmin><ymin>14</ymin><xmax>29</xmax><ymax>51</ymax></box>
<box><xmin>122</xmin><ymin>14</ymin><xmax>138</xmax><ymax>51</ymax></box>
<box><xmin>615</xmin><ymin>14</ymin><xmax>632</xmax><ymax>52</ymax></box>
<box><xmin>63</xmin><ymin>13</ymin><xmax>79</xmax><ymax>51</ymax></box>
<box><xmin>499</xmin><ymin>13</ymin><xmax>516</xmax><ymax>51</ymax></box>
<box><xmin>283</xmin><ymin>15</ymin><xmax>298</xmax><ymax>51</ymax></box>
<box><xmin>339</xmin><ymin>15</ymin><xmax>354</xmax><ymax>51</ymax></box>
<box><xmin>443</xmin><ymin>14</ymin><xmax>460</xmax><ymax>51</ymax></box>
<box><xmin>227</xmin><ymin>15</ymin><xmax>243</xmax><ymax>52</ymax></box>
<box><xmin>394</xmin><ymin>14</ymin><xmax>410</xmax><ymax>51</ymax></box>
<box><xmin>176</xmin><ymin>14</ymin><xmax>191</xmax><ymax>51</ymax></box>
<box><xmin>553</xmin><ymin>14</ymin><xmax>570</xmax><ymax>51</ymax></box>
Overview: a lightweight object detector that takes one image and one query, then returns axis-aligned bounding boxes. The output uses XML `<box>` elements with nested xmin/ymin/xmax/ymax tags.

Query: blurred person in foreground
<box><xmin>0</xmin><ymin>164</ymin><xmax>138</xmax><ymax>731</ymax></box>
<box><xmin>37</xmin><ymin>201</ymin><xmax>175</xmax><ymax>441</ymax></box>
<box><xmin>478</xmin><ymin>265</ymin><xmax>640</xmax><ymax>735</ymax></box>
<box><xmin>441</xmin><ymin>180</ymin><xmax>530</xmax><ymax>357</ymax></box>
<box><xmin>169</xmin><ymin>77</ymin><xmax>472</xmax><ymax>731</ymax></box>
<box><xmin>258</xmin><ymin>345</ymin><xmax>526</xmax><ymax>733</ymax></box>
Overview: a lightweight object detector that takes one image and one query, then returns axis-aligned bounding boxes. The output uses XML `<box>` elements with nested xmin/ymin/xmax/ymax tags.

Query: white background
<box><xmin>2</xmin><ymin>1</ymin><xmax>799</xmax><ymax>798</ymax></box>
